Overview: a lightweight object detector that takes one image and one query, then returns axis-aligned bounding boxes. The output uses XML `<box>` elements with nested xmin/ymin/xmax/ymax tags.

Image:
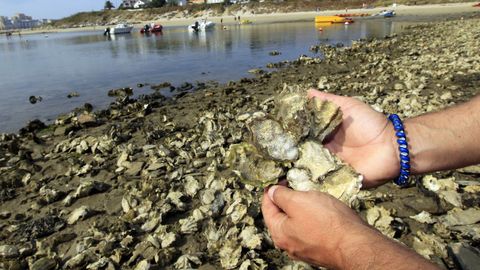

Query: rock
<box><xmin>410</xmin><ymin>211</ymin><xmax>436</xmax><ymax>224</ymax></box>
<box><xmin>458</xmin><ymin>165</ymin><xmax>480</xmax><ymax>174</ymax></box>
<box><xmin>19</xmin><ymin>119</ymin><xmax>46</xmax><ymax>135</ymax></box>
<box><xmin>54</xmin><ymin>126</ymin><xmax>68</xmax><ymax>136</ymax></box>
<box><xmin>439</xmin><ymin>207</ymin><xmax>480</xmax><ymax>227</ymax></box>
<box><xmin>29</xmin><ymin>95</ymin><xmax>42</xmax><ymax>104</ymax></box>
<box><xmin>269</xmin><ymin>50</ymin><xmax>281</xmax><ymax>56</ymax></box>
<box><xmin>67</xmin><ymin>206</ymin><xmax>94</xmax><ymax>225</ymax></box>
<box><xmin>108</xmin><ymin>87</ymin><xmax>133</xmax><ymax>97</ymax></box>
<box><xmin>134</xmin><ymin>259</ymin><xmax>151</xmax><ymax>270</ymax></box>
<box><xmin>125</xmin><ymin>161</ymin><xmax>144</xmax><ymax>176</ymax></box>
<box><xmin>366</xmin><ymin>206</ymin><xmax>395</xmax><ymax>238</ymax></box>
<box><xmin>67</xmin><ymin>91</ymin><xmax>80</xmax><ymax>98</ymax></box>
<box><xmin>422</xmin><ymin>175</ymin><xmax>462</xmax><ymax>207</ymax></box>
<box><xmin>412</xmin><ymin>231</ymin><xmax>447</xmax><ymax>259</ymax></box>
<box><xmin>77</xmin><ymin>113</ymin><xmax>97</xmax><ymax>126</ymax></box>
<box><xmin>151</xmin><ymin>82</ymin><xmax>171</xmax><ymax>90</ymax></box>
<box><xmin>440</xmin><ymin>91</ymin><xmax>453</xmax><ymax>101</ymax></box>
<box><xmin>394</xmin><ymin>83</ymin><xmax>404</xmax><ymax>90</ymax></box>
<box><xmin>83</xmin><ymin>103</ymin><xmax>93</xmax><ymax>112</ymax></box>
<box><xmin>448</xmin><ymin>243</ymin><xmax>480</xmax><ymax>270</ymax></box>
<box><xmin>178</xmin><ymin>82</ymin><xmax>193</xmax><ymax>91</ymax></box>
<box><xmin>0</xmin><ymin>211</ymin><xmax>11</xmax><ymax>219</ymax></box>
<box><xmin>0</xmin><ymin>245</ymin><xmax>20</xmax><ymax>258</ymax></box>
<box><xmin>248</xmin><ymin>68</ymin><xmax>264</xmax><ymax>74</ymax></box>
<box><xmin>30</xmin><ymin>257</ymin><xmax>57</xmax><ymax>270</ymax></box>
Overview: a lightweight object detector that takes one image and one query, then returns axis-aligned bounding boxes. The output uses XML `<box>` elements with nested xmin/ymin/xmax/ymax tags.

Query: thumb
<box><xmin>268</xmin><ymin>185</ymin><xmax>299</xmax><ymax>216</ymax></box>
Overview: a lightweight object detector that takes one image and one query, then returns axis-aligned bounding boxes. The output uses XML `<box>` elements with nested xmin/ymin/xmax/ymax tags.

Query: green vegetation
<box><xmin>104</xmin><ymin>1</ymin><xmax>115</xmax><ymax>10</ymax></box>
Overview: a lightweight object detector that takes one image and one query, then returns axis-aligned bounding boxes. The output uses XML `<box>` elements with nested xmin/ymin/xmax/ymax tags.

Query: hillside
<box><xmin>51</xmin><ymin>0</ymin><xmax>476</xmax><ymax>28</ymax></box>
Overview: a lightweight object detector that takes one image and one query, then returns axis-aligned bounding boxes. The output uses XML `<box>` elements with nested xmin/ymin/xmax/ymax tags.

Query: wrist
<box><xmin>336</xmin><ymin>224</ymin><xmax>383</xmax><ymax>270</ymax></box>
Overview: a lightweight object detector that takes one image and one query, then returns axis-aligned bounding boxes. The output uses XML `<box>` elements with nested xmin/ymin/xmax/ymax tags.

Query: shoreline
<box><xmin>12</xmin><ymin>1</ymin><xmax>480</xmax><ymax>35</ymax></box>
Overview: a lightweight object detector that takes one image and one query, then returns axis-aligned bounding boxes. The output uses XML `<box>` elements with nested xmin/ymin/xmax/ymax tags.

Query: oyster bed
<box><xmin>1</xmin><ymin>17</ymin><xmax>480</xmax><ymax>269</ymax></box>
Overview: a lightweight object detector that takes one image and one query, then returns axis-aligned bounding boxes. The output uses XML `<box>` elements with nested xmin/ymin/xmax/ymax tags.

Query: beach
<box><xmin>0</xmin><ymin>6</ymin><xmax>480</xmax><ymax>270</ymax></box>
<box><xmin>16</xmin><ymin>1</ymin><xmax>480</xmax><ymax>34</ymax></box>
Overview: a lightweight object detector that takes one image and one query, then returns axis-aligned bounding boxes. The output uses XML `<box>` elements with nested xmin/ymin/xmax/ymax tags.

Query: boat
<box><xmin>240</xmin><ymin>19</ymin><xmax>252</xmax><ymax>24</ymax></box>
<box><xmin>188</xmin><ymin>20</ymin><xmax>215</xmax><ymax>32</ymax></box>
<box><xmin>335</xmin><ymin>13</ymin><xmax>370</xmax><ymax>17</ymax></box>
<box><xmin>141</xmin><ymin>23</ymin><xmax>163</xmax><ymax>34</ymax></box>
<box><xmin>474</xmin><ymin>3</ymin><xmax>480</xmax><ymax>7</ymax></box>
<box><xmin>109</xmin><ymin>23</ymin><xmax>133</xmax><ymax>35</ymax></box>
<box><xmin>375</xmin><ymin>10</ymin><xmax>396</xmax><ymax>17</ymax></box>
<box><xmin>315</xmin><ymin>16</ymin><xmax>354</xmax><ymax>24</ymax></box>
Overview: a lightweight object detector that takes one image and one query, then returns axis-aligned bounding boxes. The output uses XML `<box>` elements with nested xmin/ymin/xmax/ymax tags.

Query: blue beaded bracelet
<box><xmin>388</xmin><ymin>114</ymin><xmax>410</xmax><ymax>187</ymax></box>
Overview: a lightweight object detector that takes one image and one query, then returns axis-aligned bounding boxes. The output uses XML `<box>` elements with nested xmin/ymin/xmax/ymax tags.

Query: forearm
<box><xmin>403</xmin><ymin>95</ymin><xmax>480</xmax><ymax>175</ymax></box>
<box><xmin>338</xmin><ymin>227</ymin><xmax>439</xmax><ymax>270</ymax></box>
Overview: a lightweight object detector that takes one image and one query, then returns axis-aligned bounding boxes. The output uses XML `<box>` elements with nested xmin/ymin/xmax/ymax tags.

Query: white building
<box><xmin>206</xmin><ymin>0</ymin><xmax>223</xmax><ymax>3</ymax></box>
<box><xmin>0</xmin><ymin>13</ymin><xmax>41</xmax><ymax>29</ymax></box>
<box><xmin>122</xmin><ymin>0</ymin><xmax>137</xmax><ymax>8</ymax></box>
<box><xmin>134</xmin><ymin>0</ymin><xmax>146</xmax><ymax>8</ymax></box>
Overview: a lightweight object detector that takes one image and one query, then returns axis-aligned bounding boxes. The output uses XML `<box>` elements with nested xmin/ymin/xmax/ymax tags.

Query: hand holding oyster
<box><xmin>227</xmin><ymin>86</ymin><xmax>363</xmax><ymax>206</ymax></box>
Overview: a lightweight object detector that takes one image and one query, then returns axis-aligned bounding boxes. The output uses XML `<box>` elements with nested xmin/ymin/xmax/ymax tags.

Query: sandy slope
<box><xmin>15</xmin><ymin>2</ymin><xmax>479</xmax><ymax>35</ymax></box>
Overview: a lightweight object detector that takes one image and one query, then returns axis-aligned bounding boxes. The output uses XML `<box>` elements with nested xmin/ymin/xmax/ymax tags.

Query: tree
<box><xmin>104</xmin><ymin>1</ymin><xmax>115</xmax><ymax>10</ymax></box>
<box><xmin>148</xmin><ymin>0</ymin><xmax>167</xmax><ymax>7</ymax></box>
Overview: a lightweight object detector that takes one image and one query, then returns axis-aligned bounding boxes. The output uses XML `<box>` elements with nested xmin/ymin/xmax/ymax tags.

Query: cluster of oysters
<box><xmin>228</xmin><ymin>86</ymin><xmax>363</xmax><ymax>206</ymax></box>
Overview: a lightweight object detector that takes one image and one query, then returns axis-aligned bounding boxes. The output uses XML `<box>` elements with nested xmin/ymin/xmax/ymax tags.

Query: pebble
<box><xmin>448</xmin><ymin>243</ymin><xmax>480</xmax><ymax>270</ymax></box>
<box><xmin>0</xmin><ymin>245</ymin><xmax>19</xmax><ymax>258</ymax></box>
<box><xmin>30</xmin><ymin>257</ymin><xmax>57</xmax><ymax>270</ymax></box>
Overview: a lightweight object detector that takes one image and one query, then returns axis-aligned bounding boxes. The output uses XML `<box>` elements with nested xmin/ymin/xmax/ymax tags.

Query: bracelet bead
<box><xmin>388</xmin><ymin>114</ymin><xmax>410</xmax><ymax>187</ymax></box>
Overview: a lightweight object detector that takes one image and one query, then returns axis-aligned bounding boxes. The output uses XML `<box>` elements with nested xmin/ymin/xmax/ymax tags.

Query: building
<box><xmin>133</xmin><ymin>0</ymin><xmax>146</xmax><ymax>8</ymax></box>
<box><xmin>189</xmin><ymin>0</ymin><xmax>205</xmax><ymax>4</ymax></box>
<box><xmin>206</xmin><ymin>0</ymin><xmax>223</xmax><ymax>3</ymax></box>
<box><xmin>0</xmin><ymin>13</ymin><xmax>41</xmax><ymax>30</ymax></box>
<box><xmin>122</xmin><ymin>0</ymin><xmax>137</xmax><ymax>8</ymax></box>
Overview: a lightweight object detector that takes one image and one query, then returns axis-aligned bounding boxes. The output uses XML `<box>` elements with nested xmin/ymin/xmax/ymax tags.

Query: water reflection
<box><xmin>0</xmin><ymin>19</ymin><xmax>411</xmax><ymax>132</ymax></box>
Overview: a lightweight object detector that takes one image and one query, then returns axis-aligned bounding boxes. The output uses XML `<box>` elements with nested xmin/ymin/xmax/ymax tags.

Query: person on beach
<box><xmin>262</xmin><ymin>89</ymin><xmax>480</xmax><ymax>269</ymax></box>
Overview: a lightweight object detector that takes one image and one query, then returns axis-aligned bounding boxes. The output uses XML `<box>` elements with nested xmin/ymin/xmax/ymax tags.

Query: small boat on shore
<box><xmin>315</xmin><ymin>16</ymin><xmax>354</xmax><ymax>24</ymax></box>
<box><xmin>240</xmin><ymin>19</ymin><xmax>252</xmax><ymax>24</ymax></box>
<box><xmin>375</xmin><ymin>10</ymin><xmax>396</xmax><ymax>17</ymax></box>
<box><xmin>335</xmin><ymin>13</ymin><xmax>370</xmax><ymax>17</ymax></box>
<box><xmin>188</xmin><ymin>20</ymin><xmax>215</xmax><ymax>32</ymax></box>
<box><xmin>141</xmin><ymin>23</ymin><xmax>163</xmax><ymax>34</ymax></box>
<box><xmin>107</xmin><ymin>23</ymin><xmax>133</xmax><ymax>35</ymax></box>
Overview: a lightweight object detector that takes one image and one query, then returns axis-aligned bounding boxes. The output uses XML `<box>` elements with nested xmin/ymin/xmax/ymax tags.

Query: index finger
<box><xmin>308</xmin><ymin>88</ymin><xmax>347</xmax><ymax>106</ymax></box>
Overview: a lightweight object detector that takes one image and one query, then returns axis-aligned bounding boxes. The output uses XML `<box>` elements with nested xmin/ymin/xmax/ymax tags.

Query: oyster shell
<box><xmin>226</xmin><ymin>143</ymin><xmax>283</xmax><ymax>188</ymax></box>
<box><xmin>308</xmin><ymin>97</ymin><xmax>343</xmax><ymax>142</ymax></box>
<box><xmin>249</xmin><ymin>119</ymin><xmax>299</xmax><ymax>161</ymax></box>
<box><xmin>229</xmin><ymin>85</ymin><xmax>362</xmax><ymax>205</ymax></box>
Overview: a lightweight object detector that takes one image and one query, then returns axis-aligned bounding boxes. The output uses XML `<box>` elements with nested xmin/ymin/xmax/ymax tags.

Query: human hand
<box><xmin>262</xmin><ymin>185</ymin><xmax>442</xmax><ymax>270</ymax></box>
<box><xmin>261</xmin><ymin>185</ymin><xmax>380</xmax><ymax>269</ymax></box>
<box><xmin>308</xmin><ymin>89</ymin><xmax>399</xmax><ymax>188</ymax></box>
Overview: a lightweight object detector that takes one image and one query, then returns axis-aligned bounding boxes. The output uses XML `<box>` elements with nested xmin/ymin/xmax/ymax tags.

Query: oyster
<box><xmin>228</xmin><ymin>86</ymin><xmax>362</xmax><ymax>206</ymax></box>
<box><xmin>226</xmin><ymin>143</ymin><xmax>284</xmax><ymax>188</ymax></box>
<box><xmin>249</xmin><ymin>119</ymin><xmax>299</xmax><ymax>161</ymax></box>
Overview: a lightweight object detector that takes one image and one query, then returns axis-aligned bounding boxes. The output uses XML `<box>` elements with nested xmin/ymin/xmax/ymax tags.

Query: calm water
<box><xmin>0</xmin><ymin>19</ymin><xmax>406</xmax><ymax>132</ymax></box>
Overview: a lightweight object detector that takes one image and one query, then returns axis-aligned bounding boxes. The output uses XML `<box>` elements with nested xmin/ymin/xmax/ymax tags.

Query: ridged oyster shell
<box><xmin>228</xmin><ymin>85</ymin><xmax>362</xmax><ymax>206</ymax></box>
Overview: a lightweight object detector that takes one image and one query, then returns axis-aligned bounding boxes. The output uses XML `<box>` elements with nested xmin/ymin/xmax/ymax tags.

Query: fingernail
<box><xmin>268</xmin><ymin>185</ymin><xmax>278</xmax><ymax>203</ymax></box>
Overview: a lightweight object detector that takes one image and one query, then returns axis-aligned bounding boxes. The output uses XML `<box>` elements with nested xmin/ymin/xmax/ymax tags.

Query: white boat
<box><xmin>188</xmin><ymin>21</ymin><xmax>215</xmax><ymax>32</ymax></box>
<box><xmin>110</xmin><ymin>23</ymin><xmax>133</xmax><ymax>34</ymax></box>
